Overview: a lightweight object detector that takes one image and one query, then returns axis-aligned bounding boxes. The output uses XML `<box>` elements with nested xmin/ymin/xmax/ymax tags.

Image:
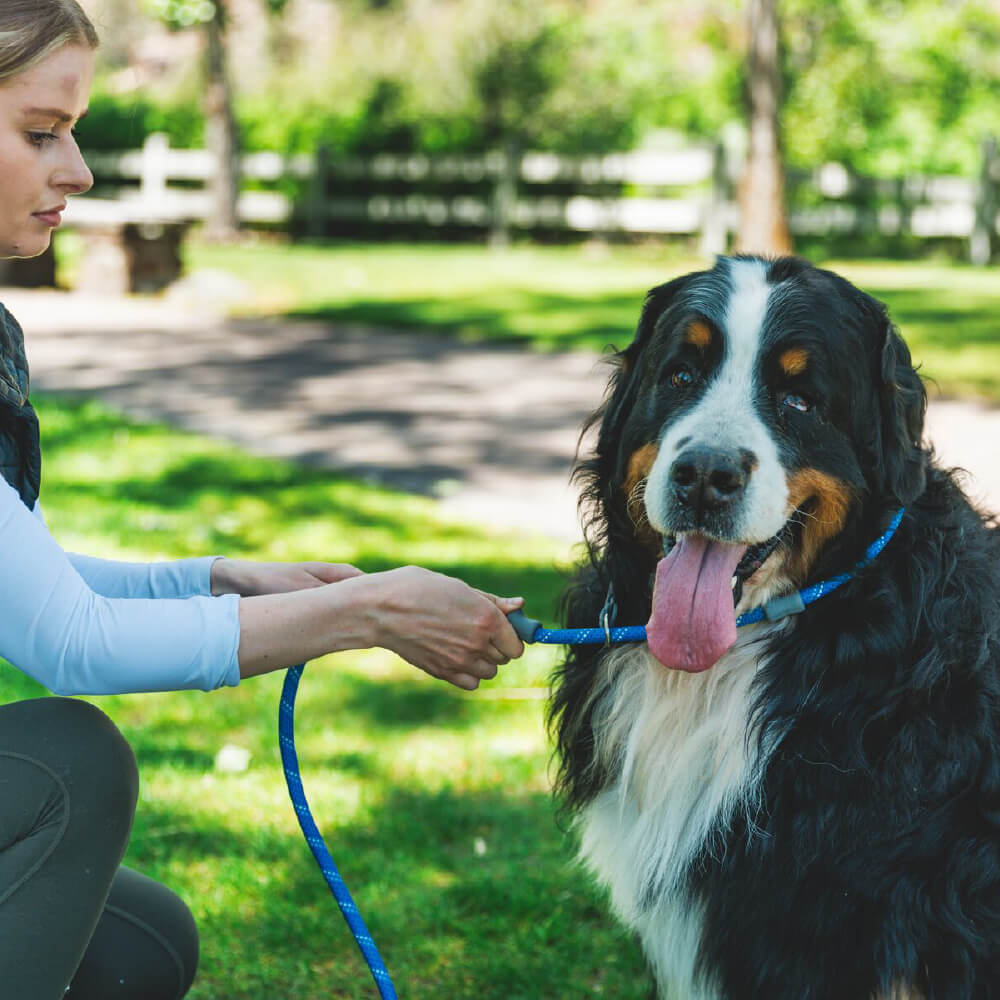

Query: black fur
<box><xmin>549</xmin><ymin>256</ymin><xmax>1000</xmax><ymax>998</ymax></box>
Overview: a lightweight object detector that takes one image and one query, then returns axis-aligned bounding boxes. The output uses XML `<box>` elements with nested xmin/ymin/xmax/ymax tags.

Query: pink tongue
<box><xmin>646</xmin><ymin>536</ymin><xmax>748</xmax><ymax>672</ymax></box>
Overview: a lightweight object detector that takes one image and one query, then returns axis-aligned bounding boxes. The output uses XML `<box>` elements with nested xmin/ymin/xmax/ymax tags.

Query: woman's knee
<box><xmin>69</xmin><ymin>867</ymin><xmax>200</xmax><ymax>1000</ymax></box>
<box><xmin>58</xmin><ymin>698</ymin><xmax>139</xmax><ymax>839</ymax></box>
<box><xmin>2</xmin><ymin>697</ymin><xmax>139</xmax><ymax>838</ymax></box>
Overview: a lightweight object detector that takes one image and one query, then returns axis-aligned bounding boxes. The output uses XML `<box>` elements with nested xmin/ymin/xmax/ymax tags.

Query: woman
<box><xmin>0</xmin><ymin>3</ymin><xmax>525</xmax><ymax>997</ymax></box>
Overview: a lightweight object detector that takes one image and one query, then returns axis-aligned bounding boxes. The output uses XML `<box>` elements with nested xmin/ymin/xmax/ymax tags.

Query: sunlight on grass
<box><xmin>187</xmin><ymin>239</ymin><xmax>699</xmax><ymax>353</ymax></box>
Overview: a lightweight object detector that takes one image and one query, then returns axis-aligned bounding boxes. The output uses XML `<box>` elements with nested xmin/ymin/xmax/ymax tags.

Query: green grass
<box><xmin>0</xmin><ymin>396</ymin><xmax>650</xmax><ymax>999</ymax></box>
<box><xmin>185</xmin><ymin>239</ymin><xmax>695</xmax><ymax>352</ymax></box>
<box><xmin>185</xmin><ymin>240</ymin><xmax>1000</xmax><ymax>401</ymax></box>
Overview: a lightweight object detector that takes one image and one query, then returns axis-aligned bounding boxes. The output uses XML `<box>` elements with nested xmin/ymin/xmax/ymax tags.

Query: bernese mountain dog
<box><xmin>549</xmin><ymin>255</ymin><xmax>1000</xmax><ymax>999</ymax></box>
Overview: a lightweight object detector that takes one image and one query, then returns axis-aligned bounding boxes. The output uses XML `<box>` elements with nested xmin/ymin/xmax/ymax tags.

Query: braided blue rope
<box><xmin>518</xmin><ymin>508</ymin><xmax>906</xmax><ymax>645</ymax></box>
<box><xmin>279</xmin><ymin>664</ymin><xmax>398</xmax><ymax>1000</ymax></box>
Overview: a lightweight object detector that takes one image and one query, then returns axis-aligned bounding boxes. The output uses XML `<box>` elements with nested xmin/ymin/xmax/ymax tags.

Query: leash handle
<box><xmin>507</xmin><ymin>609</ymin><xmax>542</xmax><ymax>643</ymax></box>
<box><xmin>508</xmin><ymin>608</ymin><xmax>646</xmax><ymax>645</ymax></box>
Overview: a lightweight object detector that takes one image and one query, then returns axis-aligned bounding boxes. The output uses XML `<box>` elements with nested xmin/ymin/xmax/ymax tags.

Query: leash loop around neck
<box><xmin>599</xmin><ymin>586</ymin><xmax>618</xmax><ymax>644</ymax></box>
<box><xmin>509</xmin><ymin>508</ymin><xmax>906</xmax><ymax>646</ymax></box>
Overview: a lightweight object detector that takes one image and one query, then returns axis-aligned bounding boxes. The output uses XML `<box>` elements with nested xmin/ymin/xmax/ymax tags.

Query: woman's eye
<box><xmin>780</xmin><ymin>391</ymin><xmax>813</xmax><ymax>413</ymax></box>
<box><xmin>666</xmin><ymin>365</ymin><xmax>696</xmax><ymax>389</ymax></box>
<box><xmin>27</xmin><ymin>132</ymin><xmax>57</xmax><ymax>148</ymax></box>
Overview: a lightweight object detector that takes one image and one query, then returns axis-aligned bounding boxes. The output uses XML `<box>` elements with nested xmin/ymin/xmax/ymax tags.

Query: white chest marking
<box><xmin>578</xmin><ymin>631</ymin><xmax>781</xmax><ymax>998</ymax></box>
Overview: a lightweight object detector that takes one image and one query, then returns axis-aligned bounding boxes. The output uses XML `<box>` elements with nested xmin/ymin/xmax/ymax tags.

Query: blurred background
<box><xmin>2</xmin><ymin>3</ymin><xmax>999</xmax><ymax>997</ymax></box>
<box><xmin>5</xmin><ymin>0</ymin><xmax>1000</xmax><ymax>292</ymax></box>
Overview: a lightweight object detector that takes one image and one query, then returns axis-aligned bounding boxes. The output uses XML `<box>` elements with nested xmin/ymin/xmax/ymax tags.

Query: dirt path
<box><xmin>3</xmin><ymin>288</ymin><xmax>998</xmax><ymax>543</ymax></box>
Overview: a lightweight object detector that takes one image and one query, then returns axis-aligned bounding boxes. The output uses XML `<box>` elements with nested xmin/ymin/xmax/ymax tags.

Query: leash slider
<box><xmin>762</xmin><ymin>591</ymin><xmax>807</xmax><ymax>621</ymax></box>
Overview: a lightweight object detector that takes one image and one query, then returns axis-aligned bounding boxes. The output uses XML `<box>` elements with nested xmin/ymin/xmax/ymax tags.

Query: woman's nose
<box><xmin>56</xmin><ymin>137</ymin><xmax>94</xmax><ymax>196</ymax></box>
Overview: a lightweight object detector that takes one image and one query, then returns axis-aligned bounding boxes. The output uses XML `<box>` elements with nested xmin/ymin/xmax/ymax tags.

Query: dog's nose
<box><xmin>670</xmin><ymin>446</ymin><xmax>751</xmax><ymax>518</ymax></box>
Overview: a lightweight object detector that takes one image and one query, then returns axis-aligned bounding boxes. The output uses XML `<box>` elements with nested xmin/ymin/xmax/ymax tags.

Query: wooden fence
<box><xmin>68</xmin><ymin>132</ymin><xmax>1000</xmax><ymax>263</ymax></box>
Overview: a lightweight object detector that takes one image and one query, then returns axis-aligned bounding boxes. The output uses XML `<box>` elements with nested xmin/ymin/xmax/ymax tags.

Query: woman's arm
<box><xmin>33</xmin><ymin>501</ymin><xmax>221</xmax><ymax>599</ymax></box>
<box><xmin>209</xmin><ymin>557</ymin><xmax>365</xmax><ymax>597</ymax></box>
<box><xmin>1</xmin><ymin>481</ymin><xmax>240</xmax><ymax>695</ymax></box>
<box><xmin>66</xmin><ymin>552</ymin><xmax>220</xmax><ymax>598</ymax></box>
<box><xmin>213</xmin><ymin>559</ymin><xmax>525</xmax><ymax>689</ymax></box>
<box><xmin>236</xmin><ymin>566</ymin><xmax>523</xmax><ymax>690</ymax></box>
<box><xmin>2</xmin><ymin>480</ymin><xmax>522</xmax><ymax>695</ymax></box>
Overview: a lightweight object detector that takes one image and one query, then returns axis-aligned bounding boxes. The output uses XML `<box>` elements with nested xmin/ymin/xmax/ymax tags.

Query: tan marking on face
<box><xmin>786</xmin><ymin>468</ymin><xmax>855</xmax><ymax>579</ymax></box>
<box><xmin>779</xmin><ymin>347</ymin><xmax>809</xmax><ymax>377</ymax></box>
<box><xmin>624</xmin><ymin>443</ymin><xmax>660</xmax><ymax>549</ymax></box>
<box><xmin>684</xmin><ymin>319</ymin><xmax>712</xmax><ymax>350</ymax></box>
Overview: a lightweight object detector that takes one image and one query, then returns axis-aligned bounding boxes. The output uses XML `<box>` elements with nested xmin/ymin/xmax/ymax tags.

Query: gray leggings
<box><xmin>0</xmin><ymin>697</ymin><xmax>199</xmax><ymax>999</ymax></box>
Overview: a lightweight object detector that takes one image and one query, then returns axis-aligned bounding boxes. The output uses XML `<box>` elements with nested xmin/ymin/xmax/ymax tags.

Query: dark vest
<box><xmin>0</xmin><ymin>303</ymin><xmax>41</xmax><ymax>509</ymax></box>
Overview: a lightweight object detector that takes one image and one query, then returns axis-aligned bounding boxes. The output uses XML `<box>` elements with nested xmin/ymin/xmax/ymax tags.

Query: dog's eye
<box><xmin>780</xmin><ymin>391</ymin><xmax>813</xmax><ymax>413</ymax></box>
<box><xmin>665</xmin><ymin>365</ymin><xmax>696</xmax><ymax>389</ymax></box>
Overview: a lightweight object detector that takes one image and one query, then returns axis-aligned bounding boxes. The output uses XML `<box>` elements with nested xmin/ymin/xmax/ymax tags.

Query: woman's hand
<box><xmin>357</xmin><ymin>566</ymin><xmax>524</xmax><ymax>690</ymax></box>
<box><xmin>211</xmin><ymin>558</ymin><xmax>363</xmax><ymax>597</ymax></box>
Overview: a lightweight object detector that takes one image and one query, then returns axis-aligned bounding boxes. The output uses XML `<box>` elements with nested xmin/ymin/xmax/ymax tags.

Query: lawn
<box><xmin>0</xmin><ymin>396</ymin><xmax>649</xmax><ymax>999</ymax></box>
<box><xmin>186</xmin><ymin>240</ymin><xmax>1000</xmax><ymax>401</ymax></box>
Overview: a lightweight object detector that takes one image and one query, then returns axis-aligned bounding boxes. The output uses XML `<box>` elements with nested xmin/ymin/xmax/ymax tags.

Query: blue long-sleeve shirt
<box><xmin>0</xmin><ymin>474</ymin><xmax>241</xmax><ymax>696</ymax></box>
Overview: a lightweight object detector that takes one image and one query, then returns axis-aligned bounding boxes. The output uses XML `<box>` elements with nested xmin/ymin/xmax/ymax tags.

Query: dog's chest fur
<box><xmin>578</xmin><ymin>629</ymin><xmax>781</xmax><ymax>998</ymax></box>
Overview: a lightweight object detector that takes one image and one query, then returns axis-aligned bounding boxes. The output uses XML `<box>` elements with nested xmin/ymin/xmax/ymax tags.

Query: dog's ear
<box><xmin>873</xmin><ymin>310</ymin><xmax>927</xmax><ymax>506</ymax></box>
<box><xmin>599</xmin><ymin>274</ymin><xmax>691</xmax><ymax>443</ymax></box>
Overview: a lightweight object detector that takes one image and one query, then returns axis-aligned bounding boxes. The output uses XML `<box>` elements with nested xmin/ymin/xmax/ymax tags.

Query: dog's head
<box><xmin>586</xmin><ymin>255</ymin><xmax>926</xmax><ymax>672</ymax></box>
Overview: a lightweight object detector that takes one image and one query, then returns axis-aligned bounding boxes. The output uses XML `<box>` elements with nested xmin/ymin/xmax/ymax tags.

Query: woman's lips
<box><xmin>33</xmin><ymin>207</ymin><xmax>65</xmax><ymax>227</ymax></box>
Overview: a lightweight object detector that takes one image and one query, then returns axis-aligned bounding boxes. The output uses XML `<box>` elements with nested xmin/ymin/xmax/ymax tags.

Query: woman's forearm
<box><xmin>236</xmin><ymin>575</ymin><xmax>376</xmax><ymax>678</ymax></box>
<box><xmin>235</xmin><ymin>566</ymin><xmax>524</xmax><ymax>689</ymax></box>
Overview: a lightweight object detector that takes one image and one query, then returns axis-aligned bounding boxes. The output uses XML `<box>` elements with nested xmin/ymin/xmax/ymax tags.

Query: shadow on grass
<box><xmin>337</xmin><ymin>673</ymin><xmax>480</xmax><ymax>730</ymax></box>
<box><xmin>35</xmin><ymin>399</ymin><xmax>576</xmax><ymax>611</ymax></box>
<box><xmin>288</xmin><ymin>290</ymin><xmax>641</xmax><ymax>353</ymax></box>
<box><xmin>128</xmin><ymin>786</ymin><xmax>650</xmax><ymax>1000</ymax></box>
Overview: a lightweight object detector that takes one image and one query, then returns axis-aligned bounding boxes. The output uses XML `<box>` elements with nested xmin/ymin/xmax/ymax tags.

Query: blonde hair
<box><xmin>0</xmin><ymin>0</ymin><xmax>99</xmax><ymax>85</ymax></box>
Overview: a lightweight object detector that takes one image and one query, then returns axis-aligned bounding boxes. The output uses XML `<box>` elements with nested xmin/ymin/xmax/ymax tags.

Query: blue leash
<box><xmin>508</xmin><ymin>509</ymin><xmax>905</xmax><ymax>645</ymax></box>
<box><xmin>279</xmin><ymin>664</ymin><xmax>398</xmax><ymax>999</ymax></box>
<box><xmin>277</xmin><ymin>509</ymin><xmax>903</xmax><ymax>997</ymax></box>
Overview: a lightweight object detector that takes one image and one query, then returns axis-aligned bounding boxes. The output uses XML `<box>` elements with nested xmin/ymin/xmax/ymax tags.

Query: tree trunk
<box><xmin>736</xmin><ymin>0</ymin><xmax>794</xmax><ymax>257</ymax></box>
<box><xmin>203</xmin><ymin>5</ymin><xmax>240</xmax><ymax>242</ymax></box>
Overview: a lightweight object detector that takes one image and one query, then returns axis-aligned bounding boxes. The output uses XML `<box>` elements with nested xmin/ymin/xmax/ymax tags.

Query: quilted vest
<box><xmin>0</xmin><ymin>302</ymin><xmax>41</xmax><ymax>509</ymax></box>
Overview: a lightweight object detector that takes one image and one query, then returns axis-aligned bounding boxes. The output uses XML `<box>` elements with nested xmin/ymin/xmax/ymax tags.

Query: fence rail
<box><xmin>68</xmin><ymin>133</ymin><xmax>1000</xmax><ymax>263</ymax></box>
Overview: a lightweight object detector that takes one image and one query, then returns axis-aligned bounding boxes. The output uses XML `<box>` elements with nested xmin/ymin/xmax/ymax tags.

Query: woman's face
<box><xmin>0</xmin><ymin>43</ymin><xmax>94</xmax><ymax>259</ymax></box>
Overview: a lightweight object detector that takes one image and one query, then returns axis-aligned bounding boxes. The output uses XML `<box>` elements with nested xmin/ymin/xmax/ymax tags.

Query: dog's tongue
<box><xmin>646</xmin><ymin>535</ymin><xmax>748</xmax><ymax>672</ymax></box>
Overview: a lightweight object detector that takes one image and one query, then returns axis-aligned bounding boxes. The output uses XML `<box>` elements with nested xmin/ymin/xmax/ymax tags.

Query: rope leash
<box><xmin>509</xmin><ymin>509</ymin><xmax>905</xmax><ymax>645</ymax></box>
<box><xmin>279</xmin><ymin>664</ymin><xmax>398</xmax><ymax>999</ymax></box>
<box><xmin>277</xmin><ymin>509</ymin><xmax>903</xmax><ymax>997</ymax></box>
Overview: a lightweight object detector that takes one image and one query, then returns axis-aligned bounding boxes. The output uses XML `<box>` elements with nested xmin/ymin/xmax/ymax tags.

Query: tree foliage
<box><xmin>144</xmin><ymin>0</ymin><xmax>217</xmax><ymax>28</ymax></box>
<box><xmin>780</xmin><ymin>0</ymin><xmax>1000</xmax><ymax>174</ymax></box>
<box><xmin>92</xmin><ymin>0</ymin><xmax>1000</xmax><ymax>176</ymax></box>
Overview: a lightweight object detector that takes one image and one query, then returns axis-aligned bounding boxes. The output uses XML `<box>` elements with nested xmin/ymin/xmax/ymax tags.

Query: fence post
<box><xmin>140</xmin><ymin>132</ymin><xmax>170</xmax><ymax>209</ymax></box>
<box><xmin>970</xmin><ymin>135</ymin><xmax>998</xmax><ymax>266</ymax></box>
<box><xmin>489</xmin><ymin>141</ymin><xmax>520</xmax><ymax>247</ymax></box>
<box><xmin>700</xmin><ymin>140</ymin><xmax>730</xmax><ymax>258</ymax></box>
<box><xmin>305</xmin><ymin>144</ymin><xmax>330</xmax><ymax>239</ymax></box>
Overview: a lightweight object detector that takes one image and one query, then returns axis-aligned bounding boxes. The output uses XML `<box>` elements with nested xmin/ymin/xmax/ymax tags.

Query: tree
<box><xmin>736</xmin><ymin>0</ymin><xmax>794</xmax><ymax>256</ymax></box>
<box><xmin>147</xmin><ymin>0</ymin><xmax>289</xmax><ymax>241</ymax></box>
